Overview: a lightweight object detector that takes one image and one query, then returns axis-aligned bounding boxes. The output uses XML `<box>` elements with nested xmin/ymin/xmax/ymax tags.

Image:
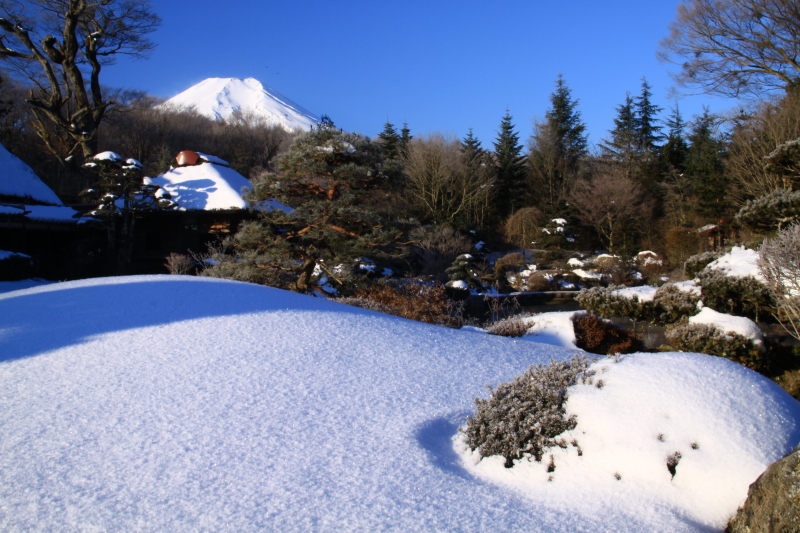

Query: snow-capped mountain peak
<box><xmin>159</xmin><ymin>77</ymin><xmax>319</xmax><ymax>133</ymax></box>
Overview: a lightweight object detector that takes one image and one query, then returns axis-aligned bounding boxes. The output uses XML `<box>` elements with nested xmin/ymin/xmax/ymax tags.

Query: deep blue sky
<box><xmin>102</xmin><ymin>0</ymin><xmax>735</xmax><ymax>150</ymax></box>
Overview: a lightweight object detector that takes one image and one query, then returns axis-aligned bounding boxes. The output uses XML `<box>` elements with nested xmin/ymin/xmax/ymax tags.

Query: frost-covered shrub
<box><xmin>485</xmin><ymin>315</ymin><xmax>532</xmax><ymax>337</ymax></box>
<box><xmin>684</xmin><ymin>251</ymin><xmax>722</xmax><ymax>278</ymax></box>
<box><xmin>695</xmin><ymin>269</ymin><xmax>774</xmax><ymax>322</ymax></box>
<box><xmin>665</xmin><ymin>323</ymin><xmax>765</xmax><ymax>370</ymax></box>
<box><xmin>340</xmin><ymin>282</ymin><xmax>463</xmax><ymax>326</ymax></box>
<box><xmin>164</xmin><ymin>253</ymin><xmax>194</xmax><ymax>275</ymax></box>
<box><xmin>759</xmin><ymin>223</ymin><xmax>800</xmax><ymax>340</ymax></box>
<box><xmin>573</xmin><ymin>315</ymin><xmax>645</xmax><ymax>355</ymax></box>
<box><xmin>652</xmin><ymin>284</ymin><xmax>701</xmax><ymax>325</ymax></box>
<box><xmin>576</xmin><ymin>285</ymin><xmax>654</xmax><ymax>322</ymax></box>
<box><xmin>462</xmin><ymin>354</ymin><xmax>592</xmax><ymax>468</ymax></box>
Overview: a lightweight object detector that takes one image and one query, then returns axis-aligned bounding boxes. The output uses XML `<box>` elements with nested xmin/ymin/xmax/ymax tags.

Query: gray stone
<box><xmin>726</xmin><ymin>445</ymin><xmax>800</xmax><ymax>533</ymax></box>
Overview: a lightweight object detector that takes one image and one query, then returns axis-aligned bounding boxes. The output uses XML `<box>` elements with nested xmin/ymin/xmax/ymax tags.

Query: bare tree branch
<box><xmin>659</xmin><ymin>0</ymin><xmax>800</xmax><ymax>97</ymax></box>
<box><xmin>0</xmin><ymin>0</ymin><xmax>160</xmax><ymax>162</ymax></box>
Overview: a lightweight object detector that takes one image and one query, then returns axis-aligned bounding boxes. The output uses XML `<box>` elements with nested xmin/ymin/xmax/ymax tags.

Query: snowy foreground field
<box><xmin>1</xmin><ymin>276</ymin><xmax>800</xmax><ymax>532</ymax></box>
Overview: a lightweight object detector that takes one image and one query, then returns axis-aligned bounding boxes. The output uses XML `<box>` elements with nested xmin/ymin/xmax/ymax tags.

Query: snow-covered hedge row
<box><xmin>576</xmin><ymin>283</ymin><xmax>700</xmax><ymax>326</ymax></box>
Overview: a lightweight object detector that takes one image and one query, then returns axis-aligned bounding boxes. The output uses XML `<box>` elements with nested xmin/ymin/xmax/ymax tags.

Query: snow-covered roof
<box><xmin>0</xmin><ymin>143</ymin><xmax>63</xmax><ymax>206</ymax></box>
<box><xmin>159</xmin><ymin>77</ymin><xmax>320</xmax><ymax>133</ymax></box>
<box><xmin>0</xmin><ymin>275</ymin><xmax>798</xmax><ymax>532</ymax></box>
<box><xmin>0</xmin><ymin>203</ymin><xmax>81</xmax><ymax>223</ymax></box>
<box><xmin>146</xmin><ymin>159</ymin><xmax>254</xmax><ymax>211</ymax></box>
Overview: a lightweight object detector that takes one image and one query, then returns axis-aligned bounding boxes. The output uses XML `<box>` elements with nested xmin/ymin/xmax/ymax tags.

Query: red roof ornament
<box><xmin>175</xmin><ymin>150</ymin><xmax>200</xmax><ymax>166</ymax></box>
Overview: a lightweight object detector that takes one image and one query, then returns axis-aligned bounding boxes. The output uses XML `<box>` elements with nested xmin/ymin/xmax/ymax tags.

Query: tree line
<box><xmin>1</xmin><ymin>0</ymin><xmax>800</xmax><ymax>291</ymax></box>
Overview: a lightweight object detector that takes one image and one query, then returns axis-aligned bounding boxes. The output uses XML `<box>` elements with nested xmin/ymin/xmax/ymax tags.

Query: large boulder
<box><xmin>727</xmin><ymin>445</ymin><xmax>800</xmax><ymax>532</ymax></box>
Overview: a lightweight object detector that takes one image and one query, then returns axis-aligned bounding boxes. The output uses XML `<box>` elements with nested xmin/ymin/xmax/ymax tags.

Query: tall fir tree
<box><xmin>685</xmin><ymin>108</ymin><xmax>728</xmax><ymax>220</ymax></box>
<box><xmin>600</xmin><ymin>94</ymin><xmax>641</xmax><ymax>181</ymax></box>
<box><xmin>528</xmin><ymin>75</ymin><xmax>588</xmax><ymax>213</ymax></box>
<box><xmin>399</xmin><ymin>122</ymin><xmax>412</xmax><ymax>158</ymax></box>
<box><xmin>659</xmin><ymin>104</ymin><xmax>689</xmax><ymax>174</ymax></box>
<box><xmin>493</xmin><ymin>110</ymin><xmax>527</xmax><ymax>218</ymax></box>
<box><xmin>461</xmin><ymin>128</ymin><xmax>487</xmax><ymax>169</ymax></box>
<box><xmin>633</xmin><ymin>78</ymin><xmax>663</xmax><ymax>154</ymax></box>
<box><xmin>378</xmin><ymin>121</ymin><xmax>400</xmax><ymax>160</ymax></box>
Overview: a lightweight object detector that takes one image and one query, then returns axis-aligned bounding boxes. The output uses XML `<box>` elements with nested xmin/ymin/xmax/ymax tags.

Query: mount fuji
<box><xmin>160</xmin><ymin>77</ymin><xmax>320</xmax><ymax>133</ymax></box>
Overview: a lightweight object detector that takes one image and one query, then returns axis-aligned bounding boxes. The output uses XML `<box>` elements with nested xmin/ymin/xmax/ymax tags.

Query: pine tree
<box><xmin>685</xmin><ymin>109</ymin><xmax>728</xmax><ymax>220</ymax></box>
<box><xmin>203</xmin><ymin>128</ymin><xmax>410</xmax><ymax>294</ymax></box>
<box><xmin>528</xmin><ymin>76</ymin><xmax>587</xmax><ymax>213</ymax></box>
<box><xmin>399</xmin><ymin>122</ymin><xmax>412</xmax><ymax>158</ymax></box>
<box><xmin>600</xmin><ymin>94</ymin><xmax>641</xmax><ymax>181</ymax></box>
<box><xmin>80</xmin><ymin>152</ymin><xmax>174</xmax><ymax>273</ymax></box>
<box><xmin>378</xmin><ymin>121</ymin><xmax>400</xmax><ymax>160</ymax></box>
<box><xmin>461</xmin><ymin>128</ymin><xmax>484</xmax><ymax>167</ymax></box>
<box><xmin>659</xmin><ymin>104</ymin><xmax>689</xmax><ymax>173</ymax></box>
<box><xmin>493</xmin><ymin>111</ymin><xmax>527</xmax><ymax>218</ymax></box>
<box><xmin>634</xmin><ymin>78</ymin><xmax>663</xmax><ymax>154</ymax></box>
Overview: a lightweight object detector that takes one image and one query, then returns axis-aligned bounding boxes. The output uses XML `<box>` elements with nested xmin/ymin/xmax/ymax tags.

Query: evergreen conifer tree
<box><xmin>378</xmin><ymin>121</ymin><xmax>401</xmax><ymax>160</ymax></box>
<box><xmin>634</xmin><ymin>78</ymin><xmax>663</xmax><ymax>154</ymax></box>
<box><xmin>461</xmin><ymin>128</ymin><xmax>484</xmax><ymax>167</ymax></box>
<box><xmin>600</xmin><ymin>94</ymin><xmax>641</xmax><ymax>181</ymax></box>
<box><xmin>659</xmin><ymin>104</ymin><xmax>689</xmax><ymax>173</ymax></box>
<box><xmin>493</xmin><ymin>111</ymin><xmax>527</xmax><ymax>218</ymax></box>
<box><xmin>80</xmin><ymin>152</ymin><xmax>174</xmax><ymax>273</ymax></box>
<box><xmin>203</xmin><ymin>128</ymin><xmax>410</xmax><ymax>294</ymax></box>
<box><xmin>399</xmin><ymin>122</ymin><xmax>412</xmax><ymax>158</ymax></box>
<box><xmin>528</xmin><ymin>76</ymin><xmax>588</xmax><ymax>213</ymax></box>
<box><xmin>685</xmin><ymin>109</ymin><xmax>728</xmax><ymax>220</ymax></box>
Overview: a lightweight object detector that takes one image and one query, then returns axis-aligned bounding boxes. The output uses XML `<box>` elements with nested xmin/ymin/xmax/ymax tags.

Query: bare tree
<box><xmin>658</xmin><ymin>0</ymin><xmax>800</xmax><ymax>97</ymax></box>
<box><xmin>759</xmin><ymin>222</ymin><xmax>800</xmax><ymax>340</ymax></box>
<box><xmin>403</xmin><ymin>133</ymin><xmax>494</xmax><ymax>230</ymax></box>
<box><xmin>0</xmin><ymin>0</ymin><xmax>160</xmax><ymax>163</ymax></box>
<box><xmin>569</xmin><ymin>173</ymin><xmax>653</xmax><ymax>253</ymax></box>
<box><xmin>728</xmin><ymin>92</ymin><xmax>800</xmax><ymax>203</ymax></box>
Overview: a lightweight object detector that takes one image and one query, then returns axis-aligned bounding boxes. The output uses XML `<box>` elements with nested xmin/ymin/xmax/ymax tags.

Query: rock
<box><xmin>726</xmin><ymin>445</ymin><xmax>800</xmax><ymax>532</ymax></box>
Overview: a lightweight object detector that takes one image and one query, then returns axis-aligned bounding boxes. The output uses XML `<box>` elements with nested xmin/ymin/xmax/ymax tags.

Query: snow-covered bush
<box><xmin>578</xmin><ymin>282</ymin><xmax>703</xmax><ymax>326</ymax></box>
<box><xmin>735</xmin><ymin>188</ymin><xmax>800</xmax><ymax>232</ymax></box>
<box><xmin>684</xmin><ymin>251</ymin><xmax>722</xmax><ymax>278</ymax></box>
<box><xmin>575</xmin><ymin>285</ymin><xmax>654</xmax><ymax>322</ymax></box>
<box><xmin>696</xmin><ymin>269</ymin><xmax>774</xmax><ymax>322</ymax></box>
<box><xmin>665</xmin><ymin>323</ymin><xmax>765</xmax><ymax>370</ymax></box>
<box><xmin>573</xmin><ymin>315</ymin><xmax>644</xmax><ymax>355</ymax></box>
<box><xmin>652</xmin><ymin>283</ymin><xmax>701</xmax><ymax>324</ymax></box>
<box><xmin>445</xmin><ymin>254</ymin><xmax>484</xmax><ymax>292</ymax></box>
<box><xmin>462</xmin><ymin>354</ymin><xmax>593</xmax><ymax>468</ymax></box>
<box><xmin>0</xmin><ymin>251</ymin><xmax>34</xmax><ymax>280</ymax></box>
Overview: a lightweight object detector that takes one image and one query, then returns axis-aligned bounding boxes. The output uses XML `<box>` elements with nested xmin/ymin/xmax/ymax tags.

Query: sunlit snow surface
<box><xmin>1</xmin><ymin>276</ymin><xmax>799</xmax><ymax>532</ymax></box>
<box><xmin>0</xmin><ymin>143</ymin><xmax>63</xmax><ymax>205</ymax></box>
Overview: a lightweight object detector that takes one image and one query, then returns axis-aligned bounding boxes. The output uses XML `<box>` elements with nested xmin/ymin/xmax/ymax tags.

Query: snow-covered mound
<box><xmin>160</xmin><ymin>77</ymin><xmax>319</xmax><ymax>132</ymax></box>
<box><xmin>460</xmin><ymin>352</ymin><xmax>799</xmax><ymax>530</ymax></box>
<box><xmin>1</xmin><ymin>276</ymin><xmax>798</xmax><ymax>532</ymax></box>
<box><xmin>705</xmin><ymin>246</ymin><xmax>763</xmax><ymax>281</ymax></box>
<box><xmin>145</xmin><ymin>156</ymin><xmax>252</xmax><ymax>210</ymax></box>
<box><xmin>0</xmin><ymin>143</ymin><xmax>63</xmax><ymax>205</ymax></box>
